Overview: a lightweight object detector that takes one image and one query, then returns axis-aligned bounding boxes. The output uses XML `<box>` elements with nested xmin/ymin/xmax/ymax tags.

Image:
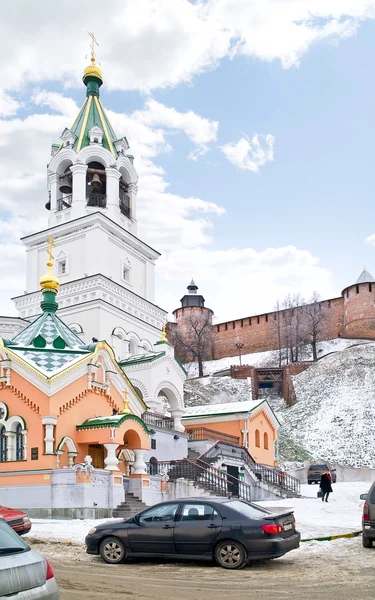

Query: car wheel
<box><xmin>308</xmin><ymin>481</ymin><xmax>312</xmax><ymax>485</ymax></box>
<box><xmin>362</xmin><ymin>535</ymin><xmax>373</xmax><ymax>549</ymax></box>
<box><xmin>214</xmin><ymin>540</ymin><xmax>247</xmax><ymax>569</ymax></box>
<box><xmin>100</xmin><ymin>536</ymin><xmax>127</xmax><ymax>564</ymax></box>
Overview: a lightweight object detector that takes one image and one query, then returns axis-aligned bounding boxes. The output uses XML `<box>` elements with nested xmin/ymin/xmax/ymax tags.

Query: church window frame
<box><xmin>122</xmin><ymin>259</ymin><xmax>132</xmax><ymax>285</ymax></box>
<box><xmin>0</xmin><ymin>426</ymin><xmax>8</xmax><ymax>462</ymax></box>
<box><xmin>255</xmin><ymin>429</ymin><xmax>260</xmax><ymax>448</ymax></box>
<box><xmin>16</xmin><ymin>424</ymin><xmax>25</xmax><ymax>461</ymax></box>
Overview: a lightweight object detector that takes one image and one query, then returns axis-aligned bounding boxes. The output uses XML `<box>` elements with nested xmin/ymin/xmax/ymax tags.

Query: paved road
<box><xmin>33</xmin><ymin>538</ymin><xmax>375</xmax><ymax>600</ymax></box>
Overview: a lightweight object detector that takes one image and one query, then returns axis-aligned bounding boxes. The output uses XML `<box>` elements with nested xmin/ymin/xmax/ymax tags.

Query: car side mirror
<box><xmin>360</xmin><ymin>494</ymin><xmax>368</xmax><ymax>501</ymax></box>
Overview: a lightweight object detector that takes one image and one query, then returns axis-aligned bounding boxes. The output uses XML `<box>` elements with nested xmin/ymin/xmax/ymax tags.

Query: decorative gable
<box><xmin>60</xmin><ymin>128</ymin><xmax>77</xmax><ymax>148</ymax></box>
<box><xmin>88</xmin><ymin>124</ymin><xmax>104</xmax><ymax>146</ymax></box>
<box><xmin>114</xmin><ymin>137</ymin><xmax>130</xmax><ymax>155</ymax></box>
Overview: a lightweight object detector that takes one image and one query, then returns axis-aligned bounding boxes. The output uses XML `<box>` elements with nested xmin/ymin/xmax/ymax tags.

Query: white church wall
<box><xmin>144</xmin><ymin>429</ymin><xmax>188</xmax><ymax>462</ymax></box>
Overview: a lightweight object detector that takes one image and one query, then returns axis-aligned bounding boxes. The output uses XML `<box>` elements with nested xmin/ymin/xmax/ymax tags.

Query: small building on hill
<box><xmin>182</xmin><ymin>399</ymin><xmax>279</xmax><ymax>467</ymax></box>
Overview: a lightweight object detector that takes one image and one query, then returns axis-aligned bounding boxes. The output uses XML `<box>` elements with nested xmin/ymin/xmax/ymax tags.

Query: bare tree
<box><xmin>272</xmin><ymin>294</ymin><xmax>307</xmax><ymax>365</ymax></box>
<box><xmin>303</xmin><ymin>292</ymin><xmax>329</xmax><ymax>360</ymax></box>
<box><xmin>170</xmin><ymin>311</ymin><xmax>212</xmax><ymax>377</ymax></box>
<box><xmin>271</xmin><ymin>300</ymin><xmax>284</xmax><ymax>367</ymax></box>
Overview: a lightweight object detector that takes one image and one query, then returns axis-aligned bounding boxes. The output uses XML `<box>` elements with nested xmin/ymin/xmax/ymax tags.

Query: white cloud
<box><xmin>221</xmin><ymin>134</ymin><xmax>275</xmax><ymax>172</ymax></box>
<box><xmin>0</xmin><ymin>1</ymin><xmax>374</xmax><ymax>94</ymax></box>
<box><xmin>0</xmin><ymin>91</ymin><xmax>20</xmax><ymax>116</ymax></box>
<box><xmin>134</xmin><ymin>99</ymin><xmax>219</xmax><ymax>159</ymax></box>
<box><xmin>157</xmin><ymin>244</ymin><xmax>335</xmax><ymax>321</ymax></box>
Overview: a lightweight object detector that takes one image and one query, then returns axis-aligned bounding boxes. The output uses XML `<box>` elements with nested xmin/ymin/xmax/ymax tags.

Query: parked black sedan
<box><xmin>86</xmin><ymin>497</ymin><xmax>300</xmax><ymax>569</ymax></box>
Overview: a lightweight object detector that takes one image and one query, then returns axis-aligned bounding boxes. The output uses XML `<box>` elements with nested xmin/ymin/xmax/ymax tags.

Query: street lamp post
<box><xmin>235</xmin><ymin>343</ymin><xmax>244</xmax><ymax>366</ymax></box>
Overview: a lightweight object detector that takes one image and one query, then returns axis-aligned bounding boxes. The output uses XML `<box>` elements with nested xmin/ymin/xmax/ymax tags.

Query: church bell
<box><xmin>89</xmin><ymin>173</ymin><xmax>102</xmax><ymax>189</ymax></box>
<box><xmin>59</xmin><ymin>176</ymin><xmax>72</xmax><ymax>194</ymax></box>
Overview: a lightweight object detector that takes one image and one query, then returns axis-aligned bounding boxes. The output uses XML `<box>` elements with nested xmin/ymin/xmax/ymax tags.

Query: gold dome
<box><xmin>83</xmin><ymin>57</ymin><xmax>103</xmax><ymax>83</ymax></box>
<box><xmin>39</xmin><ymin>261</ymin><xmax>60</xmax><ymax>292</ymax></box>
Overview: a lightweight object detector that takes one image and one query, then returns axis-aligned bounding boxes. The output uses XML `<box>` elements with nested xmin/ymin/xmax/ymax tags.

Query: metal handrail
<box><xmin>199</xmin><ymin>441</ymin><xmax>300</xmax><ymax>496</ymax></box>
<box><xmin>56</xmin><ymin>195</ymin><xmax>72</xmax><ymax>211</ymax></box>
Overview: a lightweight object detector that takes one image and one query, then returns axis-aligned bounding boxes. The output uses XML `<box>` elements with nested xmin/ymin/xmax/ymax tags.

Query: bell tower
<box><xmin>13</xmin><ymin>38</ymin><xmax>166</xmax><ymax>353</ymax></box>
<box><xmin>45</xmin><ymin>41</ymin><xmax>137</xmax><ymax>232</ymax></box>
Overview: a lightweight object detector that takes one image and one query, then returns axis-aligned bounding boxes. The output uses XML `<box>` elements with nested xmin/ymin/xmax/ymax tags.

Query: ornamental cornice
<box><xmin>14</xmin><ymin>275</ymin><xmax>166</xmax><ymax>325</ymax></box>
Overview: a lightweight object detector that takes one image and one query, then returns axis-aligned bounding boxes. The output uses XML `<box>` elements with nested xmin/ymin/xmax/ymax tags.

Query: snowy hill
<box><xmin>183</xmin><ymin>339</ymin><xmax>375</xmax><ymax>467</ymax></box>
<box><xmin>280</xmin><ymin>341</ymin><xmax>375</xmax><ymax>467</ymax></box>
<box><xmin>184</xmin><ymin>376</ymin><xmax>251</xmax><ymax>407</ymax></box>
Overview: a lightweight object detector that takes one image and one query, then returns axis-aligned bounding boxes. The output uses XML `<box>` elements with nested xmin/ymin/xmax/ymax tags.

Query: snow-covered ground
<box><xmin>185</xmin><ymin>338</ymin><xmax>366</xmax><ymax>378</ymax></box>
<box><xmin>24</xmin><ymin>482</ymin><xmax>366</xmax><ymax>546</ymax></box>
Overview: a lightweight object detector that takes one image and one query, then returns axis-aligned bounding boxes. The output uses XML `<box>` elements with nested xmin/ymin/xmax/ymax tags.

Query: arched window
<box><xmin>0</xmin><ymin>426</ymin><xmax>7</xmax><ymax>462</ymax></box>
<box><xmin>16</xmin><ymin>424</ymin><xmax>25</xmax><ymax>460</ymax></box>
<box><xmin>149</xmin><ymin>456</ymin><xmax>158</xmax><ymax>476</ymax></box>
<box><xmin>255</xmin><ymin>429</ymin><xmax>260</xmax><ymax>448</ymax></box>
<box><xmin>263</xmin><ymin>432</ymin><xmax>269</xmax><ymax>450</ymax></box>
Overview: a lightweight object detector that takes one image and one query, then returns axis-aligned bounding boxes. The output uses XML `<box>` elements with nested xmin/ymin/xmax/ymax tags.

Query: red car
<box><xmin>0</xmin><ymin>505</ymin><xmax>32</xmax><ymax>535</ymax></box>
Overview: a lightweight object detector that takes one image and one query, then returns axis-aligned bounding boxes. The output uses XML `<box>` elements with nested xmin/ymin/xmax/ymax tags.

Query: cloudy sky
<box><xmin>2</xmin><ymin>0</ymin><xmax>375</xmax><ymax>323</ymax></box>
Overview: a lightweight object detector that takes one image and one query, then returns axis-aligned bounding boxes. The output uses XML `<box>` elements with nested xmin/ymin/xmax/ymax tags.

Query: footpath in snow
<box><xmin>24</xmin><ymin>482</ymin><xmax>367</xmax><ymax>546</ymax></box>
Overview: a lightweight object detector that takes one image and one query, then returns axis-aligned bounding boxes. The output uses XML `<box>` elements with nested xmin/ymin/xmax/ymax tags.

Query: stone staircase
<box><xmin>113</xmin><ymin>493</ymin><xmax>148</xmax><ymax>518</ymax></box>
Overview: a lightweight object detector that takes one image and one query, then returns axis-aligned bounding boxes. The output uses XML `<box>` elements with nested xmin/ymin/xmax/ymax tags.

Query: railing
<box><xmin>56</xmin><ymin>195</ymin><xmax>72</xmax><ymax>211</ymax></box>
<box><xmin>145</xmin><ymin>458</ymin><xmax>253</xmax><ymax>502</ymax></box>
<box><xmin>251</xmin><ymin>464</ymin><xmax>300</xmax><ymax>495</ymax></box>
<box><xmin>199</xmin><ymin>441</ymin><xmax>300</xmax><ymax>496</ymax></box>
<box><xmin>142</xmin><ymin>412</ymin><xmax>175</xmax><ymax>430</ymax></box>
<box><xmin>87</xmin><ymin>193</ymin><xmax>107</xmax><ymax>208</ymax></box>
<box><xmin>186</xmin><ymin>427</ymin><xmax>240</xmax><ymax>445</ymax></box>
<box><xmin>120</xmin><ymin>199</ymin><xmax>130</xmax><ymax>218</ymax></box>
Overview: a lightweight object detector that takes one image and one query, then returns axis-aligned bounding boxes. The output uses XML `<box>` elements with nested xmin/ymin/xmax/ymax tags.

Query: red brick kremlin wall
<box><xmin>169</xmin><ymin>281</ymin><xmax>375</xmax><ymax>362</ymax></box>
<box><xmin>211</xmin><ymin>296</ymin><xmax>344</xmax><ymax>360</ymax></box>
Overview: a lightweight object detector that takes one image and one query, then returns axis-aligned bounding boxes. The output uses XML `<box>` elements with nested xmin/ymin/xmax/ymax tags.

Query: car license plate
<box><xmin>284</xmin><ymin>522</ymin><xmax>293</xmax><ymax>531</ymax></box>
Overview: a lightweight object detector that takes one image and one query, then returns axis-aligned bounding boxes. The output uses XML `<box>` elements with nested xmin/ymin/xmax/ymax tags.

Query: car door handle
<box><xmin>162</xmin><ymin>524</ymin><xmax>174</xmax><ymax>529</ymax></box>
<box><xmin>207</xmin><ymin>524</ymin><xmax>219</xmax><ymax>528</ymax></box>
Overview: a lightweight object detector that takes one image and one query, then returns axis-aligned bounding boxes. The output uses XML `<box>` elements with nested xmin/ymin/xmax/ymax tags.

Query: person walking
<box><xmin>320</xmin><ymin>470</ymin><xmax>333</xmax><ymax>502</ymax></box>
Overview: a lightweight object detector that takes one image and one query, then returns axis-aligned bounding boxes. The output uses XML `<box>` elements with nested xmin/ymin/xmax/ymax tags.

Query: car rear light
<box><xmin>363</xmin><ymin>503</ymin><xmax>370</xmax><ymax>522</ymax></box>
<box><xmin>262</xmin><ymin>523</ymin><xmax>283</xmax><ymax>535</ymax></box>
<box><xmin>45</xmin><ymin>560</ymin><xmax>55</xmax><ymax>581</ymax></box>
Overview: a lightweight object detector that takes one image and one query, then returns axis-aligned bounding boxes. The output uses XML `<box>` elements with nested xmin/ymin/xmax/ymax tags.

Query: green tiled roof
<box><xmin>77</xmin><ymin>413</ymin><xmax>151</xmax><ymax>433</ymax></box>
<box><xmin>11</xmin><ymin>312</ymin><xmax>85</xmax><ymax>351</ymax></box>
<box><xmin>70</xmin><ymin>95</ymin><xmax>118</xmax><ymax>157</ymax></box>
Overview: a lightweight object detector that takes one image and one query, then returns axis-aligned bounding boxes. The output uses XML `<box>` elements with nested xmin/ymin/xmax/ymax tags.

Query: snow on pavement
<box><xmin>259</xmin><ymin>481</ymin><xmax>366</xmax><ymax>539</ymax></box>
<box><xmin>24</xmin><ymin>482</ymin><xmax>367</xmax><ymax>546</ymax></box>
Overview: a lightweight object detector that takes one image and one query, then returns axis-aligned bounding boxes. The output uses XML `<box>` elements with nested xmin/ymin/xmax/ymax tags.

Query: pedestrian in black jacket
<box><xmin>320</xmin><ymin>471</ymin><xmax>333</xmax><ymax>502</ymax></box>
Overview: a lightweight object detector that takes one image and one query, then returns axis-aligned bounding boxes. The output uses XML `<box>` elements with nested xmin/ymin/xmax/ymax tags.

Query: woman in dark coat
<box><xmin>320</xmin><ymin>470</ymin><xmax>333</xmax><ymax>502</ymax></box>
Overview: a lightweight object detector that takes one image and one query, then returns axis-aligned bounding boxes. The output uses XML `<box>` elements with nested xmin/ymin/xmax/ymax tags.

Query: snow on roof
<box><xmin>183</xmin><ymin>399</ymin><xmax>263</xmax><ymax>418</ymax></box>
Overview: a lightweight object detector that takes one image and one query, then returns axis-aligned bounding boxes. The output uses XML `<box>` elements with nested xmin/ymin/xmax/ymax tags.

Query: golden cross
<box><xmin>45</xmin><ymin>235</ymin><xmax>56</xmax><ymax>263</ymax></box>
<box><xmin>88</xmin><ymin>31</ymin><xmax>99</xmax><ymax>62</ymax></box>
<box><xmin>123</xmin><ymin>390</ymin><xmax>129</xmax><ymax>401</ymax></box>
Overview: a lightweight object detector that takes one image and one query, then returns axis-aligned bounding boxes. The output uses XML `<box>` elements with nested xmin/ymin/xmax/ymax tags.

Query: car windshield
<box><xmin>0</xmin><ymin>519</ymin><xmax>29</xmax><ymax>554</ymax></box>
<box><xmin>309</xmin><ymin>465</ymin><xmax>327</xmax><ymax>470</ymax></box>
<box><xmin>228</xmin><ymin>500</ymin><xmax>269</xmax><ymax>519</ymax></box>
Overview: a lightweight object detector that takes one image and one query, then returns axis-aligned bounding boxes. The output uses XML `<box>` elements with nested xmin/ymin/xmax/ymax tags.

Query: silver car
<box><xmin>0</xmin><ymin>518</ymin><xmax>59</xmax><ymax>599</ymax></box>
